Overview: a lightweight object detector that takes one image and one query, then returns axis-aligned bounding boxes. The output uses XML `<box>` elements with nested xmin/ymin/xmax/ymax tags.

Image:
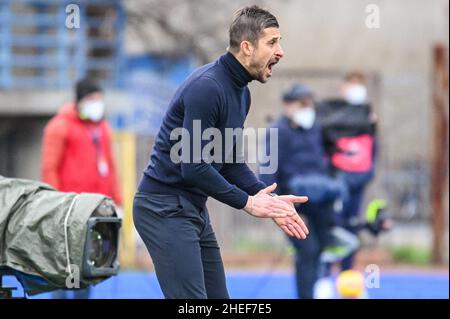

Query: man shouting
<box><xmin>133</xmin><ymin>5</ymin><xmax>309</xmax><ymax>299</ymax></box>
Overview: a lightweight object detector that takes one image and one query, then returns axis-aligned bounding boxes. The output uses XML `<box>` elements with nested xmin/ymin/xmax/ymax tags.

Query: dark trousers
<box><xmin>289</xmin><ymin>203</ymin><xmax>335</xmax><ymax>299</ymax></box>
<box><xmin>133</xmin><ymin>192</ymin><xmax>229</xmax><ymax>299</ymax></box>
<box><xmin>339</xmin><ymin>186</ymin><xmax>366</xmax><ymax>270</ymax></box>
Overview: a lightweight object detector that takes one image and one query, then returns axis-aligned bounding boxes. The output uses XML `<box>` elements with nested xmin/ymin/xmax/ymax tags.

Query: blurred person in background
<box><xmin>317</xmin><ymin>71</ymin><xmax>378</xmax><ymax>272</ymax></box>
<box><xmin>41</xmin><ymin>78</ymin><xmax>123</xmax><ymax>299</ymax></box>
<box><xmin>260</xmin><ymin>84</ymin><xmax>352</xmax><ymax>299</ymax></box>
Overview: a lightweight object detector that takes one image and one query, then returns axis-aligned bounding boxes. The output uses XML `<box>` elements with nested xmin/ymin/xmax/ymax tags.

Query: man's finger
<box><xmin>275</xmin><ymin>197</ymin><xmax>296</xmax><ymax>209</ymax></box>
<box><xmin>290</xmin><ymin>221</ymin><xmax>307</xmax><ymax>239</ymax></box>
<box><xmin>293</xmin><ymin>215</ymin><xmax>309</xmax><ymax>235</ymax></box>
<box><xmin>286</xmin><ymin>223</ymin><xmax>302</xmax><ymax>239</ymax></box>
<box><xmin>259</xmin><ymin>182</ymin><xmax>277</xmax><ymax>194</ymax></box>
<box><xmin>288</xmin><ymin>195</ymin><xmax>308</xmax><ymax>204</ymax></box>
<box><xmin>288</xmin><ymin>222</ymin><xmax>306</xmax><ymax>239</ymax></box>
<box><xmin>281</xmin><ymin>225</ymin><xmax>294</xmax><ymax>237</ymax></box>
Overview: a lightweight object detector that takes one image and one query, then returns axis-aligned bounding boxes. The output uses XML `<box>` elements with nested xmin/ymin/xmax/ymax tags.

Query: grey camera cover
<box><xmin>0</xmin><ymin>176</ymin><xmax>117</xmax><ymax>295</ymax></box>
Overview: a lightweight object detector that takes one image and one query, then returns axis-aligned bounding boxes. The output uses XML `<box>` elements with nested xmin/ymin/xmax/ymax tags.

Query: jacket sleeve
<box><xmin>41</xmin><ymin>117</ymin><xmax>68</xmax><ymax>189</ymax></box>
<box><xmin>219</xmin><ymin>86</ymin><xmax>266</xmax><ymax>196</ymax></box>
<box><xmin>220</xmin><ymin>141</ymin><xmax>267</xmax><ymax>195</ymax></box>
<box><xmin>180</xmin><ymin>77</ymin><xmax>249</xmax><ymax>209</ymax></box>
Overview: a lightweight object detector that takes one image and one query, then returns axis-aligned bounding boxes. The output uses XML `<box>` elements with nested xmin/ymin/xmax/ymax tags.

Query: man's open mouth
<box><xmin>267</xmin><ymin>60</ymin><xmax>278</xmax><ymax>75</ymax></box>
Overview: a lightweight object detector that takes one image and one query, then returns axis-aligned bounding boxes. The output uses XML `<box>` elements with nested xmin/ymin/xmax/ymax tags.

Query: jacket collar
<box><xmin>219</xmin><ymin>51</ymin><xmax>254</xmax><ymax>87</ymax></box>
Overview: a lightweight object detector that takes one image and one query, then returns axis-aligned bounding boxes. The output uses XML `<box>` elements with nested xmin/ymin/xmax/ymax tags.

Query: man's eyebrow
<box><xmin>268</xmin><ymin>36</ymin><xmax>281</xmax><ymax>42</ymax></box>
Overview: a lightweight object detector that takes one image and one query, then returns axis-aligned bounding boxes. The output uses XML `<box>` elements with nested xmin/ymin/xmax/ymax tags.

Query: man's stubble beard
<box><xmin>248</xmin><ymin>59</ymin><xmax>268</xmax><ymax>84</ymax></box>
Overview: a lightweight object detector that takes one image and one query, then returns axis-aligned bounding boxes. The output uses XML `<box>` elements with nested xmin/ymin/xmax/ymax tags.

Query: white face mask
<box><xmin>344</xmin><ymin>84</ymin><xmax>367</xmax><ymax>105</ymax></box>
<box><xmin>79</xmin><ymin>100</ymin><xmax>105</xmax><ymax>122</ymax></box>
<box><xmin>292</xmin><ymin>107</ymin><xmax>316</xmax><ymax>129</ymax></box>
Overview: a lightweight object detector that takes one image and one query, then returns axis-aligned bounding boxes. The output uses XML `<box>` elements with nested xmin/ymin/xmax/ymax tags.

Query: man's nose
<box><xmin>276</xmin><ymin>44</ymin><xmax>285</xmax><ymax>58</ymax></box>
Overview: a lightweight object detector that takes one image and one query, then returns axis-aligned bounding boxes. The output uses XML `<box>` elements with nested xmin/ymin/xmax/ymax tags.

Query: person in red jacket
<box><xmin>41</xmin><ymin>78</ymin><xmax>122</xmax><ymax>299</ymax></box>
<box><xmin>42</xmin><ymin>78</ymin><xmax>122</xmax><ymax>203</ymax></box>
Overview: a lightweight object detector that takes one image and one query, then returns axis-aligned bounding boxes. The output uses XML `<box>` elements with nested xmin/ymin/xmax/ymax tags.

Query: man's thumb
<box><xmin>260</xmin><ymin>182</ymin><xmax>277</xmax><ymax>194</ymax></box>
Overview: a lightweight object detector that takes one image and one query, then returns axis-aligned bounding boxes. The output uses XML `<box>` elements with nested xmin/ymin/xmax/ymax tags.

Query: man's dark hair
<box><xmin>228</xmin><ymin>5</ymin><xmax>279</xmax><ymax>52</ymax></box>
<box><xmin>76</xmin><ymin>78</ymin><xmax>102</xmax><ymax>103</ymax></box>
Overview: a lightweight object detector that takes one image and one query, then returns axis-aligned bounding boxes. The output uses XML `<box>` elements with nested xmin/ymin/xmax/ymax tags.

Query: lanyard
<box><xmin>88</xmin><ymin>126</ymin><xmax>109</xmax><ymax>177</ymax></box>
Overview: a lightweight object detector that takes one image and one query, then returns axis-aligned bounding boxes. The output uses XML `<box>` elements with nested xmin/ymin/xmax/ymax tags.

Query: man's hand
<box><xmin>243</xmin><ymin>183</ymin><xmax>297</xmax><ymax>218</ymax></box>
<box><xmin>277</xmin><ymin>194</ymin><xmax>308</xmax><ymax>206</ymax></box>
<box><xmin>273</xmin><ymin>195</ymin><xmax>309</xmax><ymax>239</ymax></box>
<box><xmin>273</xmin><ymin>213</ymin><xmax>309</xmax><ymax>239</ymax></box>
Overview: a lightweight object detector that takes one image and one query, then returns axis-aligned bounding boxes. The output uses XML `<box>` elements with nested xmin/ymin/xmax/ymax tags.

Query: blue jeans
<box><xmin>133</xmin><ymin>192</ymin><xmax>229</xmax><ymax>299</ymax></box>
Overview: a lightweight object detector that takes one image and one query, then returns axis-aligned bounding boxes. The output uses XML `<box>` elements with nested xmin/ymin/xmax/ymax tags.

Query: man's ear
<box><xmin>240</xmin><ymin>41</ymin><xmax>254</xmax><ymax>56</ymax></box>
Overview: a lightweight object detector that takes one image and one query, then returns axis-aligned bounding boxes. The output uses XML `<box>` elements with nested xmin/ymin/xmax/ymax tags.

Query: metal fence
<box><xmin>0</xmin><ymin>0</ymin><xmax>126</xmax><ymax>89</ymax></box>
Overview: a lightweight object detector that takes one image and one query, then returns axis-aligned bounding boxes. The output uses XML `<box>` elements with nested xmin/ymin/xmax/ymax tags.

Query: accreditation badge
<box><xmin>98</xmin><ymin>157</ymin><xmax>109</xmax><ymax>177</ymax></box>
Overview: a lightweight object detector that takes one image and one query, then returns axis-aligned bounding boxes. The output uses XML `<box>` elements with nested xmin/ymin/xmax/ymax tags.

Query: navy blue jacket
<box><xmin>260</xmin><ymin>116</ymin><xmax>329</xmax><ymax>194</ymax></box>
<box><xmin>138</xmin><ymin>52</ymin><xmax>266</xmax><ymax>209</ymax></box>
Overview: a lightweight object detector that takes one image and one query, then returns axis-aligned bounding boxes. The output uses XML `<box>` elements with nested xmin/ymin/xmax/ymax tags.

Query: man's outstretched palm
<box><xmin>273</xmin><ymin>195</ymin><xmax>309</xmax><ymax>239</ymax></box>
